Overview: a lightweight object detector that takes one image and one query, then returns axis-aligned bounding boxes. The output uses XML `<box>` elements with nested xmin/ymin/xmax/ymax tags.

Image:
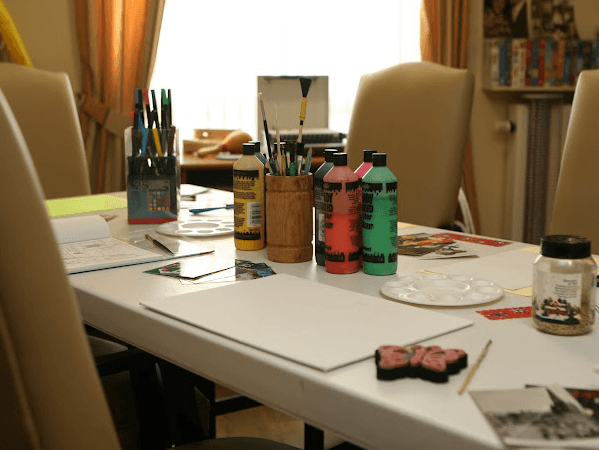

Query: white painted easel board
<box><xmin>141</xmin><ymin>274</ymin><xmax>473</xmax><ymax>372</ymax></box>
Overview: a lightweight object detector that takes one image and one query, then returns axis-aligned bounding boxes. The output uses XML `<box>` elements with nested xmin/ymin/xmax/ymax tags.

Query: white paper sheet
<box><xmin>141</xmin><ymin>274</ymin><xmax>473</xmax><ymax>372</ymax></box>
<box><xmin>51</xmin><ymin>215</ymin><xmax>110</xmax><ymax>244</ymax></box>
<box><xmin>428</xmin><ymin>250</ymin><xmax>538</xmax><ymax>290</ymax></box>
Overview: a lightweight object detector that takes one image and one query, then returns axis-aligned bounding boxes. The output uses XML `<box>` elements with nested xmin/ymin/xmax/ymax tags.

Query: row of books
<box><xmin>486</xmin><ymin>38</ymin><xmax>598</xmax><ymax>88</ymax></box>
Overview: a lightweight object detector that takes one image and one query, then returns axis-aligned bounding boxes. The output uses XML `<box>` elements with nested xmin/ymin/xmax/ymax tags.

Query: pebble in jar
<box><xmin>532</xmin><ymin>235</ymin><xmax>596</xmax><ymax>335</ymax></box>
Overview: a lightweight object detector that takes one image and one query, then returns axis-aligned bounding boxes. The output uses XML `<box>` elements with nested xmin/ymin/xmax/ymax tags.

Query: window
<box><xmin>151</xmin><ymin>1</ymin><xmax>421</xmax><ymax>140</ymax></box>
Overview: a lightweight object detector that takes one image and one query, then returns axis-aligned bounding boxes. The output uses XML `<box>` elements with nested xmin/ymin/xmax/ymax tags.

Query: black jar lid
<box><xmin>540</xmin><ymin>235</ymin><xmax>591</xmax><ymax>259</ymax></box>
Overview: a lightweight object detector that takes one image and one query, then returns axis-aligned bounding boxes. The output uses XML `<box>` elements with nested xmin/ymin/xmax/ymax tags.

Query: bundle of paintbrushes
<box><xmin>258</xmin><ymin>77</ymin><xmax>313</xmax><ymax>176</ymax></box>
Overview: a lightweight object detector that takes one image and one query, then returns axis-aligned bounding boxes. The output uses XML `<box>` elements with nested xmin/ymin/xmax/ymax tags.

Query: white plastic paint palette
<box><xmin>380</xmin><ymin>271</ymin><xmax>503</xmax><ymax>307</ymax></box>
<box><xmin>157</xmin><ymin>219</ymin><xmax>235</xmax><ymax>237</ymax></box>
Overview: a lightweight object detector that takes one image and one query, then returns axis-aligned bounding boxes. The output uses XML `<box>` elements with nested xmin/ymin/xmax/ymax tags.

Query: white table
<box><xmin>68</xmin><ymin>190</ymin><xmax>599</xmax><ymax>450</ymax></box>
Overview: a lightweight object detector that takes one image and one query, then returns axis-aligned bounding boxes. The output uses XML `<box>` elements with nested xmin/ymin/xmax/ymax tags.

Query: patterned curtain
<box><xmin>74</xmin><ymin>0</ymin><xmax>165</xmax><ymax>193</ymax></box>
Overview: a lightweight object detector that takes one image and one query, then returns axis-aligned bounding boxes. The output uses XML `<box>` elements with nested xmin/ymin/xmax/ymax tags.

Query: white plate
<box><xmin>157</xmin><ymin>219</ymin><xmax>235</xmax><ymax>237</ymax></box>
<box><xmin>380</xmin><ymin>271</ymin><xmax>503</xmax><ymax>307</ymax></box>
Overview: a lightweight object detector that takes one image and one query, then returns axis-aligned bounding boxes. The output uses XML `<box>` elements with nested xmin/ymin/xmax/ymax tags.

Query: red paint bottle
<box><xmin>354</xmin><ymin>149</ymin><xmax>376</xmax><ymax>179</ymax></box>
<box><xmin>324</xmin><ymin>152</ymin><xmax>361</xmax><ymax>274</ymax></box>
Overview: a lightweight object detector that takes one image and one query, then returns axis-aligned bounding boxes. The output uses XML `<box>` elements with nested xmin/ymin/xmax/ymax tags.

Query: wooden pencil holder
<box><xmin>266</xmin><ymin>174</ymin><xmax>313</xmax><ymax>263</ymax></box>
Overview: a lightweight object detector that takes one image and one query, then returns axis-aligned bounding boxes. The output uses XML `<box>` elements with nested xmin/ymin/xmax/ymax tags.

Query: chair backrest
<box><xmin>0</xmin><ymin>90</ymin><xmax>121</xmax><ymax>450</ymax></box>
<box><xmin>345</xmin><ymin>61</ymin><xmax>475</xmax><ymax>228</ymax></box>
<box><xmin>0</xmin><ymin>63</ymin><xmax>91</xmax><ymax>199</ymax></box>
<box><xmin>549</xmin><ymin>69</ymin><xmax>599</xmax><ymax>254</ymax></box>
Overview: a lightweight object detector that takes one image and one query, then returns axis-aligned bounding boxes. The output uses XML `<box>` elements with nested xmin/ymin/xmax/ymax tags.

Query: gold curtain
<box><xmin>420</xmin><ymin>0</ymin><xmax>480</xmax><ymax>233</ymax></box>
<box><xmin>74</xmin><ymin>0</ymin><xmax>165</xmax><ymax>193</ymax></box>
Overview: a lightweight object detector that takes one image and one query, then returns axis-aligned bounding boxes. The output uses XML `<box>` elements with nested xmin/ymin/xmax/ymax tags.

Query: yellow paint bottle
<box><xmin>233</xmin><ymin>143</ymin><xmax>265</xmax><ymax>250</ymax></box>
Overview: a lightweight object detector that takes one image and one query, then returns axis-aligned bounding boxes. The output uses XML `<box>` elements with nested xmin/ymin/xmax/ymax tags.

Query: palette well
<box><xmin>380</xmin><ymin>271</ymin><xmax>503</xmax><ymax>307</ymax></box>
<box><xmin>157</xmin><ymin>218</ymin><xmax>234</xmax><ymax>237</ymax></box>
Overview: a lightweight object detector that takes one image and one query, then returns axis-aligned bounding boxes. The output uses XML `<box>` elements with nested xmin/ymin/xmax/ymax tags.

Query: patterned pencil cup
<box><xmin>266</xmin><ymin>174</ymin><xmax>313</xmax><ymax>263</ymax></box>
<box><xmin>125</xmin><ymin>126</ymin><xmax>180</xmax><ymax>224</ymax></box>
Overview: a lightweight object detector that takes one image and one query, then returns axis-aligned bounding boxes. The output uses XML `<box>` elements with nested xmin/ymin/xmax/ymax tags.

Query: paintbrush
<box><xmin>303</xmin><ymin>148</ymin><xmax>313</xmax><ymax>174</ymax></box>
<box><xmin>258</xmin><ymin>92</ymin><xmax>278</xmax><ymax>174</ymax></box>
<box><xmin>297</xmin><ymin>77</ymin><xmax>312</xmax><ymax>144</ymax></box>
<box><xmin>275</xmin><ymin>103</ymin><xmax>284</xmax><ymax>175</ymax></box>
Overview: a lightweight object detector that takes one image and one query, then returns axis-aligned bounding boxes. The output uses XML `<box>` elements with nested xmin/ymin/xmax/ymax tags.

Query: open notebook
<box><xmin>52</xmin><ymin>215</ymin><xmax>212</xmax><ymax>274</ymax></box>
<box><xmin>141</xmin><ymin>274</ymin><xmax>473</xmax><ymax>372</ymax></box>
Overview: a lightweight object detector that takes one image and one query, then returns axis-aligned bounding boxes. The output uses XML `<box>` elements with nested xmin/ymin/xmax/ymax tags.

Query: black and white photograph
<box><xmin>470</xmin><ymin>386</ymin><xmax>599</xmax><ymax>448</ymax></box>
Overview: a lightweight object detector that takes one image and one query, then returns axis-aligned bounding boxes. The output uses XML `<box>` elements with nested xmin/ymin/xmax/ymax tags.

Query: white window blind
<box><xmin>150</xmin><ymin>1</ymin><xmax>421</xmax><ymax>140</ymax></box>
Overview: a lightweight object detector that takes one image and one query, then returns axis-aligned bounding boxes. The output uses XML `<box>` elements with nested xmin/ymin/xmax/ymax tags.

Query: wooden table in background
<box><xmin>181</xmin><ymin>153</ymin><xmax>326</xmax><ymax>188</ymax></box>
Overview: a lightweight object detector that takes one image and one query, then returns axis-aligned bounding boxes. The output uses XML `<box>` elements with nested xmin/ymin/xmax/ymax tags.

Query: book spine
<box><xmin>511</xmin><ymin>39</ymin><xmax>527</xmax><ymax>87</ymax></box>
<box><xmin>582</xmin><ymin>40</ymin><xmax>592</xmax><ymax>71</ymax></box>
<box><xmin>538</xmin><ymin>39</ymin><xmax>546</xmax><ymax>87</ymax></box>
<box><xmin>498</xmin><ymin>39</ymin><xmax>510</xmax><ymax>87</ymax></box>
<box><xmin>572</xmin><ymin>40</ymin><xmax>582</xmax><ymax>85</ymax></box>
<box><xmin>486</xmin><ymin>39</ymin><xmax>500</xmax><ymax>87</ymax></box>
<box><xmin>563</xmin><ymin>41</ymin><xmax>572</xmax><ymax>86</ymax></box>
<box><xmin>545</xmin><ymin>39</ymin><xmax>554</xmax><ymax>86</ymax></box>
<box><xmin>525</xmin><ymin>39</ymin><xmax>532</xmax><ymax>86</ymax></box>
<box><xmin>530</xmin><ymin>38</ymin><xmax>539</xmax><ymax>87</ymax></box>
<box><xmin>555</xmin><ymin>39</ymin><xmax>566</xmax><ymax>86</ymax></box>
<box><xmin>519</xmin><ymin>40</ymin><xmax>527</xmax><ymax>87</ymax></box>
<box><xmin>511</xmin><ymin>39</ymin><xmax>521</xmax><ymax>87</ymax></box>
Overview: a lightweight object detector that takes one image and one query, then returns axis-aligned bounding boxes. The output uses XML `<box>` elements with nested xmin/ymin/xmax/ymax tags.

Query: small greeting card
<box><xmin>144</xmin><ymin>256</ymin><xmax>235</xmax><ymax>279</ymax></box>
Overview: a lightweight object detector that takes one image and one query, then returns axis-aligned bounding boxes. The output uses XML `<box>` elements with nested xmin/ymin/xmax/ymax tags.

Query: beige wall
<box><xmin>468</xmin><ymin>1</ymin><xmax>511</xmax><ymax>239</ymax></box>
<box><xmin>4</xmin><ymin>0</ymin><xmax>81</xmax><ymax>92</ymax></box>
<box><xmin>5</xmin><ymin>0</ymin><xmax>599</xmax><ymax>240</ymax></box>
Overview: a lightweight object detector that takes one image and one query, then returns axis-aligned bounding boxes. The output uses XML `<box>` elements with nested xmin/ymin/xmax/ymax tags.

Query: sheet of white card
<box><xmin>141</xmin><ymin>274</ymin><xmax>473</xmax><ymax>372</ymax></box>
<box><xmin>428</xmin><ymin>250</ymin><xmax>538</xmax><ymax>290</ymax></box>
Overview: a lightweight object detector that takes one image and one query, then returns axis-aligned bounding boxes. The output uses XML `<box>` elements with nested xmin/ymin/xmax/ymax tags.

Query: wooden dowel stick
<box><xmin>458</xmin><ymin>339</ymin><xmax>492</xmax><ymax>395</ymax></box>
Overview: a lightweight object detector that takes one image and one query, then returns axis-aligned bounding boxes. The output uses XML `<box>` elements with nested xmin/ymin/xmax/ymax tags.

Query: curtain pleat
<box><xmin>74</xmin><ymin>0</ymin><xmax>165</xmax><ymax>193</ymax></box>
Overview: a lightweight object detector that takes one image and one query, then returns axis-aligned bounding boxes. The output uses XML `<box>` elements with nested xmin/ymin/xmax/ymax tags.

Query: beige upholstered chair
<box><xmin>345</xmin><ymin>61</ymin><xmax>475</xmax><ymax>230</ymax></box>
<box><xmin>549</xmin><ymin>69</ymin><xmax>599</xmax><ymax>254</ymax></box>
<box><xmin>0</xmin><ymin>62</ymin><xmax>91</xmax><ymax>199</ymax></box>
<box><xmin>0</xmin><ymin>90</ymin><xmax>297</xmax><ymax>450</ymax></box>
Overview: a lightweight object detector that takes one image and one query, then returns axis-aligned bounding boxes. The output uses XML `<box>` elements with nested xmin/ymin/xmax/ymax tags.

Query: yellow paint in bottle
<box><xmin>233</xmin><ymin>143</ymin><xmax>265</xmax><ymax>250</ymax></box>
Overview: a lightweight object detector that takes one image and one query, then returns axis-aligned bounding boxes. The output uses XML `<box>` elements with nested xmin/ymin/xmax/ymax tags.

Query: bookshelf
<box><xmin>480</xmin><ymin>1</ymin><xmax>596</xmax><ymax>243</ymax></box>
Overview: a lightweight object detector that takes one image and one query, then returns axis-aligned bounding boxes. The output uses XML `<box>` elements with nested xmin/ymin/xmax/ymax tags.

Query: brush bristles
<box><xmin>299</xmin><ymin>77</ymin><xmax>312</xmax><ymax>97</ymax></box>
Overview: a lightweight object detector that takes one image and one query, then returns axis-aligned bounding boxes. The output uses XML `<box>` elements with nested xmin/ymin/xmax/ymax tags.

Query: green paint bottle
<box><xmin>361</xmin><ymin>153</ymin><xmax>397</xmax><ymax>275</ymax></box>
